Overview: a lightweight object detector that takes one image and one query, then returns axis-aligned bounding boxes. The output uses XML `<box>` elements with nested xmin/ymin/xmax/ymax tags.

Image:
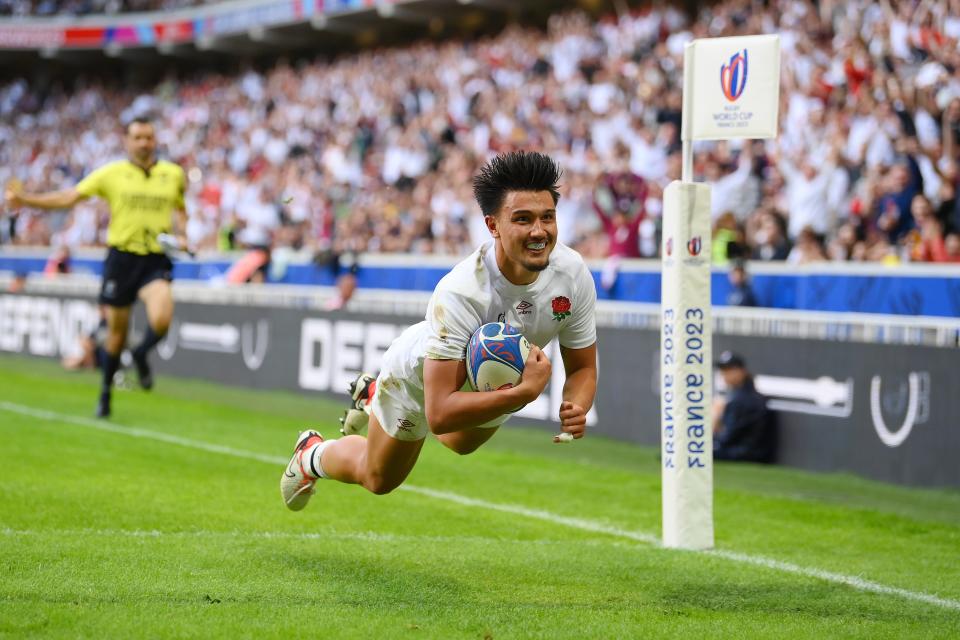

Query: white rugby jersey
<box><xmin>377</xmin><ymin>240</ymin><xmax>597</xmax><ymax>415</ymax></box>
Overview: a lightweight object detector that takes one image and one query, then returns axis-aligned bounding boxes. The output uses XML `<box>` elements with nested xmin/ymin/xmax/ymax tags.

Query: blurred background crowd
<box><xmin>3</xmin><ymin>0</ymin><xmax>960</xmax><ymax>269</ymax></box>
<box><xmin>0</xmin><ymin>0</ymin><xmax>197</xmax><ymax>17</ymax></box>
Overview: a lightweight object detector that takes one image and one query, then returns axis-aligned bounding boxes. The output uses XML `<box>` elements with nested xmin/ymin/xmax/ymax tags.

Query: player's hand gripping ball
<box><xmin>466</xmin><ymin>322</ymin><xmax>532</xmax><ymax>395</ymax></box>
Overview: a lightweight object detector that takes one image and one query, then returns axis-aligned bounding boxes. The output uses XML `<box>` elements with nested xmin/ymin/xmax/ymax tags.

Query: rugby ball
<box><xmin>466</xmin><ymin>322</ymin><xmax>531</xmax><ymax>393</ymax></box>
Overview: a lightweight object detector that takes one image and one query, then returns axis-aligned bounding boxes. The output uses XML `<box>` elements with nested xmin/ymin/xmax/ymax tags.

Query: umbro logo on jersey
<box><xmin>396</xmin><ymin>418</ymin><xmax>415</xmax><ymax>433</ymax></box>
<box><xmin>516</xmin><ymin>300</ymin><xmax>532</xmax><ymax>315</ymax></box>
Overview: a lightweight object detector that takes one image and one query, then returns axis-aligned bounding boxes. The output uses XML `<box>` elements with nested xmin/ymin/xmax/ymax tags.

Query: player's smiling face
<box><xmin>487</xmin><ymin>190</ymin><xmax>558</xmax><ymax>285</ymax></box>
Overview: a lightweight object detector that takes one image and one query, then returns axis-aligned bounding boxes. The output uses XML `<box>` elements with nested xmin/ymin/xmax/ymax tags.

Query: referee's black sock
<box><xmin>101</xmin><ymin>353</ymin><xmax>121</xmax><ymax>393</ymax></box>
<box><xmin>134</xmin><ymin>326</ymin><xmax>164</xmax><ymax>360</ymax></box>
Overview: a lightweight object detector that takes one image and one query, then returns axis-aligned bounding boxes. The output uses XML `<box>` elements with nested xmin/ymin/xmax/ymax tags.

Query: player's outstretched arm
<box><xmin>5</xmin><ymin>186</ymin><xmax>85</xmax><ymax>211</ymax></box>
<box><xmin>424</xmin><ymin>345</ymin><xmax>552</xmax><ymax>435</ymax></box>
<box><xmin>557</xmin><ymin>342</ymin><xmax>598</xmax><ymax>441</ymax></box>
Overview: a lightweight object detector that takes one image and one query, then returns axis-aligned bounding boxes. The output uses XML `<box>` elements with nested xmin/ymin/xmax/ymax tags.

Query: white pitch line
<box><xmin>2</xmin><ymin>400</ymin><xmax>958</xmax><ymax>612</ymax></box>
<box><xmin>0</xmin><ymin>401</ymin><xmax>284</xmax><ymax>466</ymax></box>
<box><xmin>707</xmin><ymin>549</ymin><xmax>960</xmax><ymax>612</ymax></box>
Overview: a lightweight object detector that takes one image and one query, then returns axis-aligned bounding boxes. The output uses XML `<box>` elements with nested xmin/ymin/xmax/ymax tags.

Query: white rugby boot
<box><xmin>339</xmin><ymin>373</ymin><xmax>376</xmax><ymax>436</ymax></box>
<box><xmin>280</xmin><ymin>429</ymin><xmax>325</xmax><ymax>511</ymax></box>
<box><xmin>338</xmin><ymin>408</ymin><xmax>370</xmax><ymax>437</ymax></box>
<box><xmin>349</xmin><ymin>373</ymin><xmax>377</xmax><ymax>411</ymax></box>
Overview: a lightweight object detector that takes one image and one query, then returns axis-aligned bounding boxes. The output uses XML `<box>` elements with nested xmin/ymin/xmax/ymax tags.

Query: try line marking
<box><xmin>2</xmin><ymin>399</ymin><xmax>958</xmax><ymax>613</ymax></box>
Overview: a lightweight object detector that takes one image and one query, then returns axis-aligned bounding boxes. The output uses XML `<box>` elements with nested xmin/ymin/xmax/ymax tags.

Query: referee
<box><xmin>5</xmin><ymin>117</ymin><xmax>188</xmax><ymax>418</ymax></box>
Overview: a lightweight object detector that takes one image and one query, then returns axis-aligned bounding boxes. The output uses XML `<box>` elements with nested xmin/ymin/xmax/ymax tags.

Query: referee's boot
<box><xmin>132</xmin><ymin>348</ymin><xmax>154</xmax><ymax>391</ymax></box>
<box><xmin>96</xmin><ymin>390</ymin><xmax>111</xmax><ymax>419</ymax></box>
<box><xmin>339</xmin><ymin>373</ymin><xmax>375</xmax><ymax>437</ymax></box>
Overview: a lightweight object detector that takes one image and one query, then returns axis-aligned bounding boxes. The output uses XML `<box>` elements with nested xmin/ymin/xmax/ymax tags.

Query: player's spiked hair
<box><xmin>473</xmin><ymin>151</ymin><xmax>562</xmax><ymax>217</ymax></box>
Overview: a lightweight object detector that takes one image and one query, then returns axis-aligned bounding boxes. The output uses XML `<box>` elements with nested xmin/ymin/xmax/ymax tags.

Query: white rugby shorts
<box><xmin>370</xmin><ymin>369</ymin><xmax>507</xmax><ymax>442</ymax></box>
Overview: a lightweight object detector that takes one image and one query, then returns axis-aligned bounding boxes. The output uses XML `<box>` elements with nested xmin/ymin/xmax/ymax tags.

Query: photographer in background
<box><xmin>712</xmin><ymin>351</ymin><xmax>776</xmax><ymax>463</ymax></box>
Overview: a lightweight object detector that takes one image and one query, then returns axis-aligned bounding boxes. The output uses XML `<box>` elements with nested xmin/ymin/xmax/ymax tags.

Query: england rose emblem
<box><xmin>551</xmin><ymin>296</ymin><xmax>572</xmax><ymax>322</ymax></box>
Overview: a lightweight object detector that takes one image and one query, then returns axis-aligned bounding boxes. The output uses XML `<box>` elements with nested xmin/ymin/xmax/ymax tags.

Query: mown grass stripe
<box><xmin>2</xmin><ymin>400</ymin><xmax>958</xmax><ymax>612</ymax></box>
<box><xmin>0</xmin><ymin>527</ymin><xmax>626</xmax><ymax>548</ymax></box>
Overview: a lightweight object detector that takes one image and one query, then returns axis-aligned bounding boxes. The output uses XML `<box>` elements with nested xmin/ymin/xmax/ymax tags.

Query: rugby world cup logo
<box><xmin>720</xmin><ymin>49</ymin><xmax>749</xmax><ymax>102</ymax></box>
<box><xmin>687</xmin><ymin>236</ymin><xmax>702</xmax><ymax>256</ymax></box>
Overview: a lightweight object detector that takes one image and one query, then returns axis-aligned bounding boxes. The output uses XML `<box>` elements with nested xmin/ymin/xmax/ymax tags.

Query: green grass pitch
<box><xmin>1</xmin><ymin>355</ymin><xmax>959</xmax><ymax>638</ymax></box>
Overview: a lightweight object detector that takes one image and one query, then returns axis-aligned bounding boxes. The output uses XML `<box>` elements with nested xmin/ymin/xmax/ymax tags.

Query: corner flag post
<box><xmin>661</xmin><ymin>35</ymin><xmax>780</xmax><ymax>550</ymax></box>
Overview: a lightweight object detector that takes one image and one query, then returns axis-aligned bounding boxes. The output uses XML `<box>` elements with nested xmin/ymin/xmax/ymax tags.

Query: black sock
<box><xmin>102</xmin><ymin>353</ymin><xmax>121</xmax><ymax>393</ymax></box>
<box><xmin>134</xmin><ymin>327</ymin><xmax>164</xmax><ymax>360</ymax></box>
<box><xmin>94</xmin><ymin>345</ymin><xmax>107</xmax><ymax>370</ymax></box>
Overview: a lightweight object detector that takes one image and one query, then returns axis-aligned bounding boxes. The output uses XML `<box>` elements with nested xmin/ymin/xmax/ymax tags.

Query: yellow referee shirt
<box><xmin>76</xmin><ymin>159</ymin><xmax>185</xmax><ymax>255</ymax></box>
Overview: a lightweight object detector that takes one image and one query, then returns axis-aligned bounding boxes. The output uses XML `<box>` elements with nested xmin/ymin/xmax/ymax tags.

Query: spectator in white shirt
<box><xmin>777</xmin><ymin>142</ymin><xmax>841</xmax><ymax>240</ymax></box>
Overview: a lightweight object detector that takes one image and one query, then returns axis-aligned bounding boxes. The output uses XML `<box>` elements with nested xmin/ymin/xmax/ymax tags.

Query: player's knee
<box><xmin>443</xmin><ymin>439</ymin><xmax>481</xmax><ymax>456</ymax></box>
<box><xmin>151</xmin><ymin>310</ymin><xmax>174</xmax><ymax>334</ymax></box>
<box><xmin>362</xmin><ymin>472</ymin><xmax>400</xmax><ymax>495</ymax></box>
<box><xmin>153</xmin><ymin>319</ymin><xmax>172</xmax><ymax>336</ymax></box>
<box><xmin>104</xmin><ymin>332</ymin><xmax>126</xmax><ymax>354</ymax></box>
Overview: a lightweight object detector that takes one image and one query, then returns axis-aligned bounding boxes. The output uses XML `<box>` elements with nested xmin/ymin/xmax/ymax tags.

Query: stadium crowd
<box><xmin>0</xmin><ymin>0</ymin><xmax>197</xmax><ymax>17</ymax></box>
<box><xmin>3</xmin><ymin>0</ymin><xmax>960</xmax><ymax>272</ymax></box>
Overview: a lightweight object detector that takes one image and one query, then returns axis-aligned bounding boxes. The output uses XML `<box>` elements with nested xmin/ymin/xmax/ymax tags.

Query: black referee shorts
<box><xmin>99</xmin><ymin>248</ymin><xmax>174</xmax><ymax>307</ymax></box>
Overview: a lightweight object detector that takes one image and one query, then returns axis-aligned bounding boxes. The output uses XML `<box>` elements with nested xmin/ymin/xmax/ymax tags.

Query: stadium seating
<box><xmin>1</xmin><ymin>0</ymin><xmax>959</xmax><ymax>269</ymax></box>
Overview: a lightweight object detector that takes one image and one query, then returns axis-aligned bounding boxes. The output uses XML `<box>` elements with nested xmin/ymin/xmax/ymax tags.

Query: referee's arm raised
<box><xmin>5</xmin><ymin>185</ymin><xmax>86</xmax><ymax>211</ymax></box>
